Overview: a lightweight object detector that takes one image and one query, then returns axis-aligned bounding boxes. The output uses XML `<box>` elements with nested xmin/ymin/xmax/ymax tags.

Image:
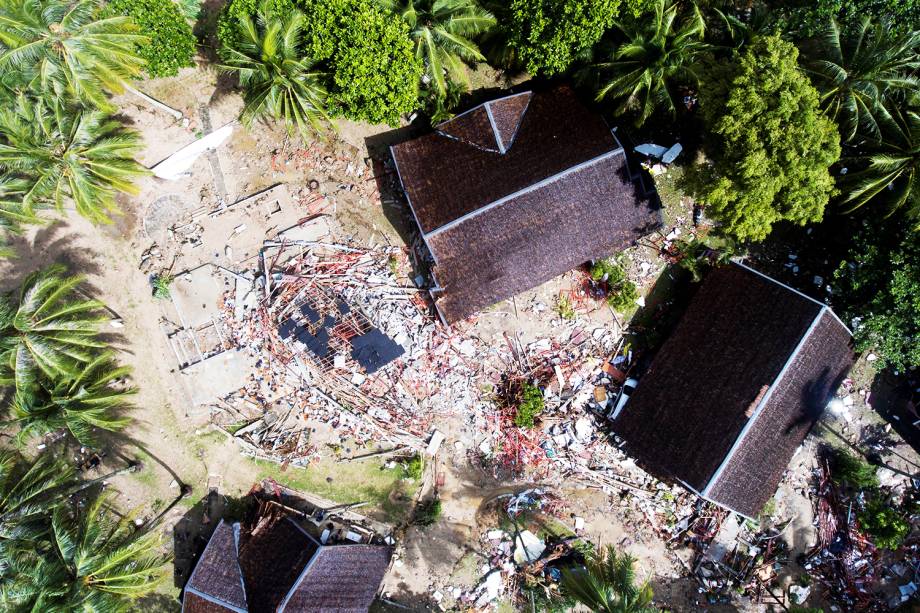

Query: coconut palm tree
<box><xmin>561</xmin><ymin>545</ymin><xmax>656</xmax><ymax>613</ymax></box>
<box><xmin>11</xmin><ymin>351</ymin><xmax>134</xmax><ymax>445</ymax></box>
<box><xmin>1</xmin><ymin>488</ymin><xmax>170</xmax><ymax>610</ymax></box>
<box><xmin>839</xmin><ymin>104</ymin><xmax>919</xmax><ymax>227</ymax></box>
<box><xmin>0</xmin><ymin>93</ymin><xmax>147</xmax><ymax>224</ymax></box>
<box><xmin>0</xmin><ymin>265</ymin><xmax>106</xmax><ymax>391</ymax></box>
<box><xmin>587</xmin><ymin>0</ymin><xmax>709</xmax><ymax>127</ymax></box>
<box><xmin>220</xmin><ymin>11</ymin><xmax>330</xmax><ymax>140</ymax></box>
<box><xmin>802</xmin><ymin>18</ymin><xmax>920</xmax><ymax>143</ymax></box>
<box><xmin>0</xmin><ymin>0</ymin><xmax>146</xmax><ymax>109</ymax></box>
<box><xmin>379</xmin><ymin>0</ymin><xmax>495</xmax><ymax>100</ymax></box>
<box><xmin>0</xmin><ymin>177</ymin><xmax>42</xmax><ymax>258</ymax></box>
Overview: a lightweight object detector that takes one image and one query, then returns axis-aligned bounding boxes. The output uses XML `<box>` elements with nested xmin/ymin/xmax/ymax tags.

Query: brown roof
<box><xmin>183</xmin><ymin>520</ymin><xmax>248</xmax><ymax>613</ymax></box>
<box><xmin>280</xmin><ymin>545</ymin><xmax>392</xmax><ymax>612</ymax></box>
<box><xmin>613</xmin><ymin>262</ymin><xmax>854</xmax><ymax>517</ymax></box>
<box><xmin>391</xmin><ymin>86</ymin><xmax>659</xmax><ymax>323</ymax></box>
<box><xmin>238</xmin><ymin>518</ymin><xmax>319</xmax><ymax>613</ymax></box>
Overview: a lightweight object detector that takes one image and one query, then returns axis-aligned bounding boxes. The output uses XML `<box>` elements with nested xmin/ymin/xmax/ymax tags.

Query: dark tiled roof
<box><xmin>238</xmin><ymin>518</ymin><xmax>318</xmax><ymax>613</ymax></box>
<box><xmin>613</xmin><ymin>263</ymin><xmax>853</xmax><ymax>517</ymax></box>
<box><xmin>184</xmin><ymin>592</ymin><xmax>242</xmax><ymax>613</ymax></box>
<box><xmin>392</xmin><ymin>86</ymin><xmax>626</xmax><ymax>233</ymax></box>
<box><xmin>183</xmin><ymin>520</ymin><xmax>247</xmax><ymax>613</ymax></box>
<box><xmin>281</xmin><ymin>545</ymin><xmax>392</xmax><ymax>612</ymax></box>
<box><xmin>428</xmin><ymin>152</ymin><xmax>659</xmax><ymax>323</ymax></box>
<box><xmin>391</xmin><ymin>86</ymin><xmax>660</xmax><ymax>323</ymax></box>
<box><xmin>707</xmin><ymin>310</ymin><xmax>854</xmax><ymax>517</ymax></box>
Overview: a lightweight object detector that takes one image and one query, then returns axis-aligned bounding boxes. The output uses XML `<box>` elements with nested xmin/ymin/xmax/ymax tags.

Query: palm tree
<box><xmin>839</xmin><ymin>104</ymin><xmax>919</xmax><ymax>227</ymax></box>
<box><xmin>0</xmin><ymin>265</ymin><xmax>106</xmax><ymax>391</ymax></box>
<box><xmin>0</xmin><ymin>93</ymin><xmax>147</xmax><ymax>224</ymax></box>
<box><xmin>11</xmin><ymin>351</ymin><xmax>134</xmax><ymax>444</ymax></box>
<box><xmin>588</xmin><ymin>0</ymin><xmax>709</xmax><ymax>127</ymax></box>
<box><xmin>802</xmin><ymin>18</ymin><xmax>920</xmax><ymax>143</ymax></box>
<box><xmin>379</xmin><ymin>0</ymin><xmax>495</xmax><ymax>100</ymax></box>
<box><xmin>0</xmin><ymin>177</ymin><xmax>42</xmax><ymax>258</ymax></box>
<box><xmin>220</xmin><ymin>11</ymin><xmax>330</xmax><ymax>140</ymax></box>
<box><xmin>1</xmin><ymin>488</ymin><xmax>170</xmax><ymax>610</ymax></box>
<box><xmin>0</xmin><ymin>0</ymin><xmax>146</xmax><ymax>109</ymax></box>
<box><xmin>561</xmin><ymin>545</ymin><xmax>656</xmax><ymax>613</ymax></box>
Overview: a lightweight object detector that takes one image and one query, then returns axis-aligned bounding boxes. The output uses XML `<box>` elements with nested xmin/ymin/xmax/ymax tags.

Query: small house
<box><xmin>612</xmin><ymin>262</ymin><xmax>855</xmax><ymax>518</ymax></box>
<box><xmin>390</xmin><ymin>86</ymin><xmax>660</xmax><ymax>324</ymax></box>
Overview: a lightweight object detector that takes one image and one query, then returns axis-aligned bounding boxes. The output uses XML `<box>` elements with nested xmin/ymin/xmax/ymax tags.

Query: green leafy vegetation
<box><xmin>108</xmin><ymin>0</ymin><xmax>197</xmax><ymax>78</ymax></box>
<box><xmin>556</xmin><ymin>293</ymin><xmax>576</xmax><ymax>320</ymax></box>
<box><xmin>857</xmin><ymin>495</ymin><xmax>911</xmax><ymax>550</ymax></box>
<box><xmin>152</xmin><ymin>274</ymin><xmax>174</xmax><ymax>299</ymax></box>
<box><xmin>404</xmin><ymin>453</ymin><xmax>424</xmax><ymax>480</ymax></box>
<box><xmin>561</xmin><ymin>545</ymin><xmax>656</xmax><ymax>613</ymax></box>
<box><xmin>828</xmin><ymin>447</ymin><xmax>880</xmax><ymax>489</ymax></box>
<box><xmin>695</xmin><ymin>35</ymin><xmax>841</xmax><ymax>241</ymax></box>
<box><xmin>413</xmin><ymin>496</ymin><xmax>442</xmax><ymax>526</ymax></box>
<box><xmin>514</xmin><ymin>382</ymin><xmax>544</xmax><ymax>428</ymax></box>
<box><xmin>590</xmin><ymin>256</ymin><xmax>638</xmax><ymax>313</ymax></box>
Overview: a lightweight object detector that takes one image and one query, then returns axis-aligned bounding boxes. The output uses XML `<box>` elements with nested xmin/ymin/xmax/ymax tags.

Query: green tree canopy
<box><xmin>379</xmin><ymin>0</ymin><xmax>495</xmax><ymax>101</ymax></box>
<box><xmin>561</xmin><ymin>545</ymin><xmax>656</xmax><ymax>613</ymax></box>
<box><xmin>107</xmin><ymin>0</ymin><xmax>197</xmax><ymax>78</ymax></box>
<box><xmin>696</xmin><ymin>35</ymin><xmax>841</xmax><ymax>242</ymax></box>
<box><xmin>833</xmin><ymin>224</ymin><xmax>920</xmax><ymax>371</ymax></box>
<box><xmin>773</xmin><ymin>0</ymin><xmax>920</xmax><ymax>39</ymax></box>
<box><xmin>0</xmin><ymin>94</ymin><xmax>147</xmax><ymax>224</ymax></box>
<box><xmin>220</xmin><ymin>10</ymin><xmax>330</xmax><ymax>140</ymax></box>
<box><xmin>588</xmin><ymin>0</ymin><xmax>709</xmax><ymax>126</ymax></box>
<box><xmin>328</xmin><ymin>1</ymin><xmax>422</xmax><ymax>124</ymax></box>
<box><xmin>504</xmin><ymin>0</ymin><xmax>621</xmax><ymax>75</ymax></box>
<box><xmin>802</xmin><ymin>17</ymin><xmax>920</xmax><ymax>143</ymax></box>
<box><xmin>0</xmin><ymin>0</ymin><xmax>146</xmax><ymax>109</ymax></box>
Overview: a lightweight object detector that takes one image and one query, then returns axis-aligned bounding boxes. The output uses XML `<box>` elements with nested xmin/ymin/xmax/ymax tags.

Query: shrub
<box><xmin>413</xmin><ymin>497</ymin><xmax>442</xmax><ymax>526</ymax></box>
<box><xmin>152</xmin><ymin>274</ymin><xmax>174</xmax><ymax>299</ymax></box>
<box><xmin>606</xmin><ymin>280</ymin><xmax>638</xmax><ymax>313</ymax></box>
<box><xmin>556</xmin><ymin>294</ymin><xmax>576</xmax><ymax>320</ymax></box>
<box><xmin>828</xmin><ymin>448</ymin><xmax>879</xmax><ymax>490</ymax></box>
<box><xmin>514</xmin><ymin>382</ymin><xmax>544</xmax><ymax>428</ymax></box>
<box><xmin>857</xmin><ymin>496</ymin><xmax>910</xmax><ymax>550</ymax></box>
<box><xmin>108</xmin><ymin>0</ymin><xmax>197</xmax><ymax>78</ymax></box>
<box><xmin>589</xmin><ymin>257</ymin><xmax>626</xmax><ymax>285</ymax></box>
<box><xmin>404</xmin><ymin>453</ymin><xmax>424</xmax><ymax>480</ymax></box>
<box><xmin>216</xmin><ymin>0</ymin><xmax>295</xmax><ymax>54</ymax></box>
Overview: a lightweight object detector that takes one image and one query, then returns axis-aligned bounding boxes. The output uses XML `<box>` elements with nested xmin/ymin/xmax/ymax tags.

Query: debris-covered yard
<box><xmin>4</xmin><ymin>63</ymin><xmax>917</xmax><ymax>612</ymax></box>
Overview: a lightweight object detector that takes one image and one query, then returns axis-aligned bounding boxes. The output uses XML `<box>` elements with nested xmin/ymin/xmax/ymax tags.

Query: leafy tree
<box><xmin>588</xmin><ymin>0</ymin><xmax>709</xmax><ymax>126</ymax></box>
<box><xmin>379</xmin><ymin>0</ymin><xmax>495</xmax><ymax>100</ymax></box>
<box><xmin>220</xmin><ymin>11</ymin><xmax>330</xmax><ymax>139</ymax></box>
<box><xmin>0</xmin><ymin>265</ymin><xmax>105</xmax><ymax>391</ymax></box>
<box><xmin>107</xmin><ymin>0</ymin><xmax>197</xmax><ymax>78</ymax></box>
<box><xmin>11</xmin><ymin>352</ymin><xmax>134</xmax><ymax>444</ymax></box>
<box><xmin>561</xmin><ymin>545</ymin><xmax>656</xmax><ymax>613</ymax></box>
<box><xmin>328</xmin><ymin>1</ymin><xmax>422</xmax><ymax>125</ymax></box>
<box><xmin>858</xmin><ymin>495</ymin><xmax>910</xmax><ymax>550</ymax></box>
<box><xmin>504</xmin><ymin>0</ymin><xmax>621</xmax><ymax>75</ymax></box>
<box><xmin>802</xmin><ymin>18</ymin><xmax>920</xmax><ymax>143</ymax></box>
<box><xmin>773</xmin><ymin>0</ymin><xmax>920</xmax><ymax>39</ymax></box>
<box><xmin>216</xmin><ymin>0</ymin><xmax>295</xmax><ymax>56</ymax></box>
<box><xmin>695</xmin><ymin>35</ymin><xmax>841</xmax><ymax>241</ymax></box>
<box><xmin>0</xmin><ymin>94</ymin><xmax>147</xmax><ymax>224</ymax></box>
<box><xmin>2</xmin><ymin>489</ymin><xmax>170</xmax><ymax>609</ymax></box>
<box><xmin>0</xmin><ymin>0</ymin><xmax>145</xmax><ymax>109</ymax></box>
<box><xmin>833</xmin><ymin>224</ymin><xmax>920</xmax><ymax>371</ymax></box>
<box><xmin>838</xmin><ymin>104</ymin><xmax>919</xmax><ymax>225</ymax></box>
<box><xmin>828</xmin><ymin>447</ymin><xmax>879</xmax><ymax>489</ymax></box>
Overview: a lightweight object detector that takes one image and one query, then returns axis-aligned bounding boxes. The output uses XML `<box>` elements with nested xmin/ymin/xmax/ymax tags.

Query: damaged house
<box><xmin>390</xmin><ymin>86</ymin><xmax>660</xmax><ymax>324</ymax></box>
<box><xmin>182</xmin><ymin>515</ymin><xmax>391</xmax><ymax>612</ymax></box>
<box><xmin>612</xmin><ymin>262</ymin><xmax>855</xmax><ymax>519</ymax></box>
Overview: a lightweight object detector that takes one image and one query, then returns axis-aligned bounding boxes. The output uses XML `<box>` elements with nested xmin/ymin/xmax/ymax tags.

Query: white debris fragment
<box><xmin>513</xmin><ymin>530</ymin><xmax>546</xmax><ymax>565</ymax></box>
<box><xmin>425</xmin><ymin>429</ymin><xmax>445</xmax><ymax>456</ymax></box>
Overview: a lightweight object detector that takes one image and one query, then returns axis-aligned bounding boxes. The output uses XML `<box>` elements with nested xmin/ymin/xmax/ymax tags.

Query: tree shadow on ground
<box><xmin>651</xmin><ymin>573</ymin><xmax>738</xmax><ymax>612</ymax></box>
<box><xmin>135</xmin><ymin>592</ymin><xmax>181</xmax><ymax>612</ymax></box>
<box><xmin>0</xmin><ymin>220</ymin><xmax>103</xmax><ymax>294</ymax></box>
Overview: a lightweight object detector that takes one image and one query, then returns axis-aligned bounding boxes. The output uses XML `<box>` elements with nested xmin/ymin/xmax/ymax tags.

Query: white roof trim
<box><xmin>425</xmin><ymin>148</ymin><xmax>624</xmax><ymax>239</ymax></box>
<box><xmin>702</xmin><ymin>307</ymin><xmax>827</xmax><ymax>498</ymax></box>
<box><xmin>484</xmin><ymin>102</ymin><xmax>505</xmax><ymax>154</ymax></box>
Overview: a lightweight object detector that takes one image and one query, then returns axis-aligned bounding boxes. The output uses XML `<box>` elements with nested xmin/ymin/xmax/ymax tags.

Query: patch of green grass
<box><xmin>650</xmin><ymin>164</ymin><xmax>688</xmax><ymax>226</ymax></box>
<box><xmin>556</xmin><ymin>294</ymin><xmax>576</xmax><ymax>320</ymax></box>
<box><xmin>514</xmin><ymin>383</ymin><xmax>544</xmax><ymax>429</ymax></box>
<box><xmin>247</xmin><ymin>456</ymin><xmax>414</xmax><ymax>523</ymax></box>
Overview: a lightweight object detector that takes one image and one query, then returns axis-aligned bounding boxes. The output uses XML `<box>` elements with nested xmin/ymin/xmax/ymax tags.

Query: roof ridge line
<box><xmin>701</xmin><ymin>306</ymin><xmax>828</xmax><ymax>500</ymax></box>
<box><xmin>276</xmin><ymin>540</ymin><xmax>324</xmax><ymax>613</ymax></box>
<box><xmin>425</xmin><ymin>147</ymin><xmax>625</xmax><ymax>238</ymax></box>
<box><xmin>483</xmin><ymin>102</ymin><xmax>505</xmax><ymax>154</ymax></box>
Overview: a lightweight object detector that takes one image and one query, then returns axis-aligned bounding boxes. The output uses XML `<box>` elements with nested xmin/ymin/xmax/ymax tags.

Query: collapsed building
<box><xmin>391</xmin><ymin>85</ymin><xmax>661</xmax><ymax>324</ymax></box>
<box><xmin>612</xmin><ymin>262</ymin><xmax>855</xmax><ymax>518</ymax></box>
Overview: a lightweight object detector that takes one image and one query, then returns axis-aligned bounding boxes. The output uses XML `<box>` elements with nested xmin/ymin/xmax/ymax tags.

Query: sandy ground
<box><xmin>4</xmin><ymin>61</ymin><xmax>917</xmax><ymax>613</ymax></box>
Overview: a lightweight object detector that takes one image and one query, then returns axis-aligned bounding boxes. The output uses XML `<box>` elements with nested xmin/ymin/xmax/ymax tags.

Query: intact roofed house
<box><xmin>612</xmin><ymin>262</ymin><xmax>855</xmax><ymax>519</ymax></box>
<box><xmin>391</xmin><ymin>86</ymin><xmax>660</xmax><ymax>324</ymax></box>
<box><xmin>182</xmin><ymin>517</ymin><xmax>391</xmax><ymax>612</ymax></box>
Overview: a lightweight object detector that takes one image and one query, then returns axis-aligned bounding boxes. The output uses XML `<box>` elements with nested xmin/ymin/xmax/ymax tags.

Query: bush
<box><xmin>857</xmin><ymin>496</ymin><xmax>910</xmax><ymax>550</ymax></box>
<box><xmin>589</xmin><ymin>257</ymin><xmax>626</xmax><ymax>285</ymax></box>
<box><xmin>404</xmin><ymin>453</ymin><xmax>424</xmax><ymax>480</ymax></box>
<box><xmin>152</xmin><ymin>274</ymin><xmax>174</xmax><ymax>299</ymax></box>
<box><xmin>108</xmin><ymin>0</ymin><xmax>197</xmax><ymax>78</ymax></box>
<box><xmin>556</xmin><ymin>294</ymin><xmax>576</xmax><ymax>320</ymax></box>
<box><xmin>413</xmin><ymin>497</ymin><xmax>442</xmax><ymax>526</ymax></box>
<box><xmin>828</xmin><ymin>448</ymin><xmax>879</xmax><ymax>490</ymax></box>
<box><xmin>216</xmin><ymin>0</ymin><xmax>295</xmax><ymax>54</ymax></box>
<box><xmin>606</xmin><ymin>280</ymin><xmax>638</xmax><ymax>313</ymax></box>
<box><xmin>514</xmin><ymin>382</ymin><xmax>544</xmax><ymax>428</ymax></box>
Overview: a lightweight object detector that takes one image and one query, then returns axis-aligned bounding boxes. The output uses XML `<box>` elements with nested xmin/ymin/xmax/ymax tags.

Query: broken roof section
<box><xmin>391</xmin><ymin>86</ymin><xmax>660</xmax><ymax>324</ymax></box>
<box><xmin>183</xmin><ymin>515</ymin><xmax>391</xmax><ymax>613</ymax></box>
<box><xmin>612</xmin><ymin>262</ymin><xmax>855</xmax><ymax>519</ymax></box>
